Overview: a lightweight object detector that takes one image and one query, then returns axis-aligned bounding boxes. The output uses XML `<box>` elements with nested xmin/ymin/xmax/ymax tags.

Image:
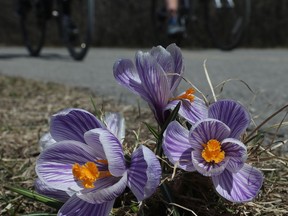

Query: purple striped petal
<box><xmin>212</xmin><ymin>164</ymin><xmax>264</xmax><ymax>202</ymax></box>
<box><xmin>163</xmin><ymin>121</ymin><xmax>195</xmax><ymax>171</ymax></box>
<box><xmin>84</xmin><ymin>130</ymin><xmax>106</xmax><ymax>159</ymax></box>
<box><xmin>221</xmin><ymin>138</ymin><xmax>247</xmax><ymax>173</ymax></box>
<box><xmin>58</xmin><ymin>195</ymin><xmax>114</xmax><ymax>216</ymax></box>
<box><xmin>78</xmin><ymin>172</ymin><xmax>128</xmax><ymax>203</ymax></box>
<box><xmin>209</xmin><ymin>100</ymin><xmax>250</xmax><ymax>139</ymax></box>
<box><xmin>135</xmin><ymin>51</ymin><xmax>171</xmax><ymax>114</ymax></box>
<box><xmin>93</xmin><ymin>128</ymin><xmax>126</xmax><ymax>177</ymax></box>
<box><xmin>50</xmin><ymin>108</ymin><xmax>104</xmax><ymax>143</ymax></box>
<box><xmin>191</xmin><ymin>150</ymin><xmax>229</xmax><ymax>176</ymax></box>
<box><xmin>189</xmin><ymin>119</ymin><xmax>231</xmax><ymax>150</ymax></box>
<box><xmin>104</xmin><ymin>113</ymin><xmax>125</xmax><ymax>144</ymax></box>
<box><xmin>150</xmin><ymin>45</ymin><xmax>174</xmax><ymax>76</ymax></box>
<box><xmin>166</xmin><ymin>97</ymin><xmax>208</xmax><ymax>125</ymax></box>
<box><xmin>166</xmin><ymin>43</ymin><xmax>184</xmax><ymax>92</ymax></box>
<box><xmin>113</xmin><ymin>59</ymin><xmax>148</xmax><ymax>100</ymax></box>
<box><xmin>34</xmin><ymin>178</ymin><xmax>70</xmax><ymax>202</ymax></box>
<box><xmin>127</xmin><ymin>145</ymin><xmax>161</xmax><ymax>201</ymax></box>
<box><xmin>39</xmin><ymin>132</ymin><xmax>56</xmax><ymax>152</ymax></box>
<box><xmin>36</xmin><ymin>140</ymin><xmax>99</xmax><ymax>192</ymax></box>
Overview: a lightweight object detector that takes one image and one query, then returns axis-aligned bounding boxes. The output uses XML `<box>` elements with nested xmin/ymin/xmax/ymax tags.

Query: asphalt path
<box><xmin>0</xmin><ymin>47</ymin><xmax>288</xmax><ymax>127</ymax></box>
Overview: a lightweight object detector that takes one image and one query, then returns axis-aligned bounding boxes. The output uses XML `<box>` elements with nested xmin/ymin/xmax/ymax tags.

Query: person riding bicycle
<box><xmin>166</xmin><ymin>0</ymin><xmax>185</xmax><ymax>35</ymax></box>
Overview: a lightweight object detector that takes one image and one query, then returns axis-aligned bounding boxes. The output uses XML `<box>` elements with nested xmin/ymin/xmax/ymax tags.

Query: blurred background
<box><xmin>1</xmin><ymin>0</ymin><xmax>288</xmax><ymax>48</ymax></box>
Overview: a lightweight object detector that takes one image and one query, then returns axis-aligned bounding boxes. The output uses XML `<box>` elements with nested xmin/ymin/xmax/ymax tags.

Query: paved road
<box><xmin>0</xmin><ymin>47</ymin><xmax>288</xmax><ymax>126</ymax></box>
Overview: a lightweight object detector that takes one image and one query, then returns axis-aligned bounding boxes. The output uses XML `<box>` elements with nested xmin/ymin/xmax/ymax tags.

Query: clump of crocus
<box><xmin>113</xmin><ymin>43</ymin><xmax>207</xmax><ymax>126</ymax></box>
<box><xmin>35</xmin><ymin>108</ymin><xmax>161</xmax><ymax>215</ymax></box>
<box><xmin>163</xmin><ymin>100</ymin><xmax>263</xmax><ymax>202</ymax></box>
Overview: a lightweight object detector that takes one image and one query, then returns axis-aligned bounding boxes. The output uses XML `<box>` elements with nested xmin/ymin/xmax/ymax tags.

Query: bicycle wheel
<box><xmin>205</xmin><ymin>0</ymin><xmax>251</xmax><ymax>50</ymax></box>
<box><xmin>61</xmin><ymin>0</ymin><xmax>95</xmax><ymax>61</ymax></box>
<box><xmin>19</xmin><ymin>0</ymin><xmax>47</xmax><ymax>56</ymax></box>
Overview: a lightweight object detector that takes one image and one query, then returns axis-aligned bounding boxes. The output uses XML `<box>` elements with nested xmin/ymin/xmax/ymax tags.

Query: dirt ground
<box><xmin>0</xmin><ymin>74</ymin><xmax>287</xmax><ymax>216</ymax></box>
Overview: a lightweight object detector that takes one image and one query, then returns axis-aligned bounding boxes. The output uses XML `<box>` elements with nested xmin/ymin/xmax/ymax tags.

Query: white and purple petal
<box><xmin>150</xmin><ymin>45</ymin><xmax>174</xmax><ymax>76</ymax></box>
<box><xmin>34</xmin><ymin>178</ymin><xmax>70</xmax><ymax>202</ymax></box>
<box><xmin>104</xmin><ymin>113</ymin><xmax>125</xmax><ymax>144</ymax></box>
<box><xmin>163</xmin><ymin>121</ymin><xmax>195</xmax><ymax>171</ymax></box>
<box><xmin>212</xmin><ymin>164</ymin><xmax>263</xmax><ymax>203</ymax></box>
<box><xmin>221</xmin><ymin>138</ymin><xmax>248</xmax><ymax>173</ymax></box>
<box><xmin>93</xmin><ymin>128</ymin><xmax>126</xmax><ymax>177</ymax></box>
<box><xmin>58</xmin><ymin>195</ymin><xmax>115</xmax><ymax>216</ymax></box>
<box><xmin>50</xmin><ymin>108</ymin><xmax>104</xmax><ymax>143</ymax></box>
<box><xmin>166</xmin><ymin>43</ymin><xmax>184</xmax><ymax>93</ymax></box>
<box><xmin>208</xmin><ymin>100</ymin><xmax>250</xmax><ymax>139</ymax></box>
<box><xmin>127</xmin><ymin>145</ymin><xmax>161</xmax><ymax>201</ymax></box>
<box><xmin>166</xmin><ymin>97</ymin><xmax>208</xmax><ymax>125</ymax></box>
<box><xmin>39</xmin><ymin>132</ymin><xmax>56</xmax><ymax>152</ymax></box>
<box><xmin>189</xmin><ymin>119</ymin><xmax>231</xmax><ymax>150</ymax></box>
<box><xmin>84</xmin><ymin>130</ymin><xmax>106</xmax><ymax>159</ymax></box>
<box><xmin>36</xmin><ymin>140</ymin><xmax>99</xmax><ymax>192</ymax></box>
<box><xmin>191</xmin><ymin>150</ymin><xmax>229</xmax><ymax>176</ymax></box>
<box><xmin>113</xmin><ymin>59</ymin><xmax>148</xmax><ymax>100</ymax></box>
<box><xmin>135</xmin><ymin>51</ymin><xmax>171</xmax><ymax>116</ymax></box>
<box><xmin>78</xmin><ymin>172</ymin><xmax>128</xmax><ymax>204</ymax></box>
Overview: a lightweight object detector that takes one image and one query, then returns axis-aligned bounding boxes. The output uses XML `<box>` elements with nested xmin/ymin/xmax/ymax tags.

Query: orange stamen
<box><xmin>201</xmin><ymin>139</ymin><xmax>225</xmax><ymax>164</ymax></box>
<box><xmin>72</xmin><ymin>160</ymin><xmax>111</xmax><ymax>189</ymax></box>
<box><xmin>169</xmin><ymin>88</ymin><xmax>196</xmax><ymax>102</ymax></box>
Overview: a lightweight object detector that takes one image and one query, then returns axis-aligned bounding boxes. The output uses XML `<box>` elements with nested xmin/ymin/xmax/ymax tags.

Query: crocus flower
<box><xmin>113</xmin><ymin>43</ymin><xmax>207</xmax><ymax>125</ymax></box>
<box><xmin>35</xmin><ymin>110</ymin><xmax>125</xmax><ymax>202</ymax></box>
<box><xmin>163</xmin><ymin>99</ymin><xmax>263</xmax><ymax>202</ymax></box>
<box><xmin>36</xmin><ymin>108</ymin><xmax>161</xmax><ymax>215</ymax></box>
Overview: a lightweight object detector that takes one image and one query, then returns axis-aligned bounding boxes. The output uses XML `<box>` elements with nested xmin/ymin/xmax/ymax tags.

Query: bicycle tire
<box><xmin>205</xmin><ymin>0</ymin><xmax>251</xmax><ymax>50</ymax></box>
<box><xmin>19</xmin><ymin>0</ymin><xmax>47</xmax><ymax>57</ymax></box>
<box><xmin>61</xmin><ymin>0</ymin><xmax>95</xmax><ymax>61</ymax></box>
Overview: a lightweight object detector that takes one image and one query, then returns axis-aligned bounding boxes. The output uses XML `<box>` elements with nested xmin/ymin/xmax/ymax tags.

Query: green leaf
<box><xmin>143</xmin><ymin>122</ymin><xmax>159</xmax><ymax>140</ymax></box>
<box><xmin>4</xmin><ymin>185</ymin><xmax>64</xmax><ymax>209</ymax></box>
<box><xmin>130</xmin><ymin>204</ymin><xmax>139</xmax><ymax>213</ymax></box>
<box><xmin>160</xmin><ymin>183</ymin><xmax>181</xmax><ymax>216</ymax></box>
<box><xmin>22</xmin><ymin>214</ymin><xmax>57</xmax><ymax>216</ymax></box>
<box><xmin>161</xmin><ymin>101</ymin><xmax>181</xmax><ymax>133</ymax></box>
<box><xmin>90</xmin><ymin>96</ymin><xmax>101</xmax><ymax>119</ymax></box>
<box><xmin>156</xmin><ymin>101</ymin><xmax>181</xmax><ymax>156</ymax></box>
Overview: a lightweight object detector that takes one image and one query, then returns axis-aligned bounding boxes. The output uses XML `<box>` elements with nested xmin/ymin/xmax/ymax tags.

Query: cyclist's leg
<box><xmin>166</xmin><ymin>0</ymin><xmax>185</xmax><ymax>35</ymax></box>
<box><xmin>62</xmin><ymin>0</ymin><xmax>71</xmax><ymax>16</ymax></box>
<box><xmin>61</xmin><ymin>0</ymin><xmax>78</xmax><ymax>36</ymax></box>
<box><xmin>16</xmin><ymin>0</ymin><xmax>31</xmax><ymax>17</ymax></box>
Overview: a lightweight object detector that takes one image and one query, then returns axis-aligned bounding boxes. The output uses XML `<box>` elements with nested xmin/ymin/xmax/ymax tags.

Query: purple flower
<box><xmin>36</xmin><ymin>108</ymin><xmax>161</xmax><ymax>216</ymax></box>
<box><xmin>163</xmin><ymin>100</ymin><xmax>263</xmax><ymax>202</ymax></box>
<box><xmin>113</xmin><ymin>43</ymin><xmax>207</xmax><ymax>125</ymax></box>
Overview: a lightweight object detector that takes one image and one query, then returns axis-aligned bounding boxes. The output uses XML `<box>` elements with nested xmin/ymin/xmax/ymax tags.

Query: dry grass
<box><xmin>0</xmin><ymin>74</ymin><xmax>287</xmax><ymax>216</ymax></box>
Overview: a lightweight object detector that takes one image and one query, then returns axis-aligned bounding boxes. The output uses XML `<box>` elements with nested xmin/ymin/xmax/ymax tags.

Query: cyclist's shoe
<box><xmin>167</xmin><ymin>16</ymin><xmax>185</xmax><ymax>35</ymax></box>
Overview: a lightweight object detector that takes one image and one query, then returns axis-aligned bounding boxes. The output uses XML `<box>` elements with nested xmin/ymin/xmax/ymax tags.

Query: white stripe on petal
<box><xmin>58</xmin><ymin>195</ymin><xmax>114</xmax><ymax>216</ymax></box>
<box><xmin>163</xmin><ymin>121</ymin><xmax>195</xmax><ymax>171</ymax></box>
<box><xmin>128</xmin><ymin>145</ymin><xmax>161</xmax><ymax>201</ymax></box>
<box><xmin>212</xmin><ymin>164</ymin><xmax>263</xmax><ymax>202</ymax></box>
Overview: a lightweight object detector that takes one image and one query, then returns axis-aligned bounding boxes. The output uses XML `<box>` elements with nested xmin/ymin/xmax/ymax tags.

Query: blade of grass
<box><xmin>4</xmin><ymin>185</ymin><xmax>64</xmax><ymax>209</ymax></box>
<box><xmin>203</xmin><ymin>59</ymin><xmax>217</xmax><ymax>102</ymax></box>
<box><xmin>143</xmin><ymin>122</ymin><xmax>159</xmax><ymax>140</ymax></box>
<box><xmin>160</xmin><ymin>183</ymin><xmax>181</xmax><ymax>216</ymax></box>
<box><xmin>22</xmin><ymin>214</ymin><xmax>57</xmax><ymax>216</ymax></box>
<box><xmin>156</xmin><ymin>101</ymin><xmax>181</xmax><ymax>156</ymax></box>
<box><xmin>245</xmin><ymin>104</ymin><xmax>288</xmax><ymax>141</ymax></box>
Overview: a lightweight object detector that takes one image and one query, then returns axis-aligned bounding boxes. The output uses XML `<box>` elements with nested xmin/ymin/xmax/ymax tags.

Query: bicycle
<box><xmin>17</xmin><ymin>0</ymin><xmax>95</xmax><ymax>60</ymax></box>
<box><xmin>151</xmin><ymin>0</ymin><xmax>251</xmax><ymax>51</ymax></box>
